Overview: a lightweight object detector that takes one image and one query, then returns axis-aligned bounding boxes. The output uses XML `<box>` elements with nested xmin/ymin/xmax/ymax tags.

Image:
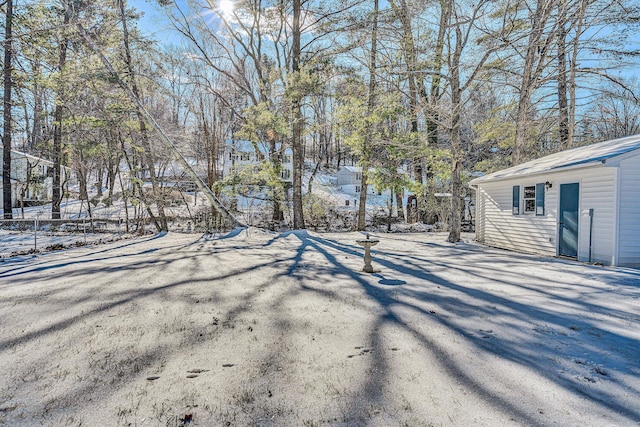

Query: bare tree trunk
<box><xmin>118</xmin><ymin>0</ymin><xmax>168</xmax><ymax>231</ymax></box>
<box><xmin>2</xmin><ymin>0</ymin><xmax>13</xmax><ymax>219</ymax></box>
<box><xmin>96</xmin><ymin>164</ymin><xmax>104</xmax><ymax>197</ymax></box>
<box><xmin>198</xmin><ymin>94</ymin><xmax>218</xmax><ymax>189</ymax></box>
<box><xmin>448</xmin><ymin>18</ymin><xmax>463</xmax><ymax>243</ymax></box>
<box><xmin>396</xmin><ymin>189</ymin><xmax>404</xmax><ymax>221</ymax></box>
<box><xmin>270</xmin><ymin>139</ymin><xmax>284</xmax><ymax>224</ymax></box>
<box><xmin>391</xmin><ymin>0</ymin><xmax>422</xmax><ymax>180</ymax></box>
<box><xmin>568</xmin><ymin>0</ymin><xmax>588</xmax><ymax>148</ymax></box>
<box><xmin>307</xmin><ymin>159</ymin><xmax>321</xmax><ymax>196</ymax></box>
<box><xmin>118</xmin><ymin>168</ymin><xmax>130</xmax><ymax>233</ymax></box>
<box><xmin>78</xmin><ymin>167</ymin><xmax>89</xmax><ymax>210</ymax></box>
<box><xmin>79</xmin><ymin>20</ymin><xmax>243</xmax><ymax>228</ymax></box>
<box><xmin>291</xmin><ymin>0</ymin><xmax>305</xmax><ymax>229</ymax></box>
<box><xmin>417</xmin><ymin>0</ymin><xmax>451</xmax><ymax>221</ymax></box>
<box><xmin>30</xmin><ymin>62</ymin><xmax>44</xmax><ymax>151</ymax></box>
<box><xmin>357</xmin><ymin>169</ymin><xmax>369</xmax><ymax>230</ymax></box>
<box><xmin>557</xmin><ymin>0</ymin><xmax>569</xmax><ymax>149</ymax></box>
<box><xmin>106</xmin><ymin>131</ymin><xmax>120</xmax><ymax>203</ymax></box>
<box><xmin>52</xmin><ymin>4</ymin><xmax>71</xmax><ymax>220</ymax></box>
<box><xmin>428</xmin><ymin>0</ymin><xmax>451</xmax><ymax>147</ymax></box>
<box><xmin>357</xmin><ymin>0</ymin><xmax>379</xmax><ymax>231</ymax></box>
<box><xmin>387</xmin><ymin>189</ymin><xmax>394</xmax><ymax>232</ymax></box>
<box><xmin>107</xmin><ymin>162</ymin><xmax>119</xmax><ymax>203</ymax></box>
<box><xmin>118</xmin><ymin>134</ymin><xmax>162</xmax><ymax>232</ymax></box>
<box><xmin>513</xmin><ymin>0</ymin><xmax>554</xmax><ymax>164</ymax></box>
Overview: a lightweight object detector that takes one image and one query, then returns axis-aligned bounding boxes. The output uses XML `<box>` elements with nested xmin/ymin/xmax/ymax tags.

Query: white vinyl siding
<box><xmin>475</xmin><ymin>166</ymin><xmax>617</xmax><ymax>263</ymax></box>
<box><xmin>475</xmin><ymin>179</ymin><xmax>557</xmax><ymax>256</ymax></box>
<box><xmin>336</xmin><ymin>167</ymin><xmax>362</xmax><ymax>186</ymax></box>
<box><xmin>471</xmin><ymin>139</ymin><xmax>640</xmax><ymax>267</ymax></box>
<box><xmin>617</xmin><ymin>155</ymin><xmax>640</xmax><ymax>267</ymax></box>
<box><xmin>576</xmin><ymin>168</ymin><xmax>617</xmax><ymax>265</ymax></box>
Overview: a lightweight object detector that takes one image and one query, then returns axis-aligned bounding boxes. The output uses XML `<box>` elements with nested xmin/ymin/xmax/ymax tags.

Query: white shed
<box><xmin>470</xmin><ymin>135</ymin><xmax>640</xmax><ymax>267</ymax></box>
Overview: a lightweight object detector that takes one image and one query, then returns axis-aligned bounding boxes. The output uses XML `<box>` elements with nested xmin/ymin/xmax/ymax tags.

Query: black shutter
<box><xmin>536</xmin><ymin>183</ymin><xmax>545</xmax><ymax>216</ymax></box>
<box><xmin>512</xmin><ymin>186</ymin><xmax>520</xmax><ymax>215</ymax></box>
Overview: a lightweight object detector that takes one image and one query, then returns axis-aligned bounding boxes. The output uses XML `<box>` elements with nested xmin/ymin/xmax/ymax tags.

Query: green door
<box><xmin>559</xmin><ymin>183</ymin><xmax>579</xmax><ymax>257</ymax></box>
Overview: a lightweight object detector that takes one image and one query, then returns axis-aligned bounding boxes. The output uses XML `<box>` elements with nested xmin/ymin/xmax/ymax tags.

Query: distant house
<box><xmin>223</xmin><ymin>139</ymin><xmax>293</xmax><ymax>183</ymax></box>
<box><xmin>336</xmin><ymin>166</ymin><xmax>362</xmax><ymax>192</ymax></box>
<box><xmin>335</xmin><ymin>166</ymin><xmax>407</xmax><ymax>203</ymax></box>
<box><xmin>336</xmin><ymin>166</ymin><xmax>390</xmax><ymax>196</ymax></box>
<box><xmin>0</xmin><ymin>149</ymin><xmax>73</xmax><ymax>209</ymax></box>
<box><xmin>470</xmin><ymin>135</ymin><xmax>640</xmax><ymax>267</ymax></box>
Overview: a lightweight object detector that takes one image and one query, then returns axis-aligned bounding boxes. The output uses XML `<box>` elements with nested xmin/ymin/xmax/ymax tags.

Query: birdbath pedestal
<box><xmin>356</xmin><ymin>235</ymin><xmax>379</xmax><ymax>273</ymax></box>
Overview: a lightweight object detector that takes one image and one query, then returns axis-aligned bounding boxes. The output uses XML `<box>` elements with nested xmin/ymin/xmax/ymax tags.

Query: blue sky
<box><xmin>130</xmin><ymin>0</ymin><xmax>173</xmax><ymax>40</ymax></box>
<box><xmin>130</xmin><ymin>0</ymin><xmax>638</xmax><ymax>88</ymax></box>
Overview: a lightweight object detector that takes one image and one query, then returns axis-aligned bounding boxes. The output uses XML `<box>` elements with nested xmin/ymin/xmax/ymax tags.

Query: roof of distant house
<box><xmin>338</xmin><ymin>165</ymin><xmax>408</xmax><ymax>175</ymax></box>
<box><xmin>470</xmin><ymin>134</ymin><xmax>640</xmax><ymax>184</ymax></box>
<box><xmin>2</xmin><ymin>148</ymin><xmax>54</xmax><ymax>165</ymax></box>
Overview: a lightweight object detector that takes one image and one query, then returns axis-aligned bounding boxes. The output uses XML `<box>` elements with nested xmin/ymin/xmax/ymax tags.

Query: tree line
<box><xmin>2</xmin><ymin>0</ymin><xmax>638</xmax><ymax>240</ymax></box>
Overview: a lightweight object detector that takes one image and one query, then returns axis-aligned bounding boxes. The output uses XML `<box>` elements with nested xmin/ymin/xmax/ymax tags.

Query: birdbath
<box><xmin>356</xmin><ymin>233</ymin><xmax>379</xmax><ymax>273</ymax></box>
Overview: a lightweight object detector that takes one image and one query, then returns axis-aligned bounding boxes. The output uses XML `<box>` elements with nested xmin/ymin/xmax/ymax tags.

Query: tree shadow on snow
<box><xmin>279</xmin><ymin>231</ymin><xmax>640</xmax><ymax>425</ymax></box>
<box><xmin>1</xmin><ymin>229</ymin><xmax>639</xmax><ymax>425</ymax></box>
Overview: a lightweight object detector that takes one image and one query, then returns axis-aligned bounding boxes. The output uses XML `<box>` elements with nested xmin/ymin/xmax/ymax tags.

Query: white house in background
<box><xmin>336</xmin><ymin>166</ymin><xmax>362</xmax><ymax>192</ymax></box>
<box><xmin>336</xmin><ymin>166</ymin><xmax>390</xmax><ymax>196</ymax></box>
<box><xmin>0</xmin><ymin>149</ymin><xmax>72</xmax><ymax>209</ymax></box>
<box><xmin>223</xmin><ymin>139</ymin><xmax>293</xmax><ymax>183</ymax></box>
<box><xmin>470</xmin><ymin>134</ymin><xmax>640</xmax><ymax>267</ymax></box>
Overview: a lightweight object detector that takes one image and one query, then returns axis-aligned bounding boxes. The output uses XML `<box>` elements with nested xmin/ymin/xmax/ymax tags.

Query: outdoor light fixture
<box><xmin>545</xmin><ymin>181</ymin><xmax>552</xmax><ymax>190</ymax></box>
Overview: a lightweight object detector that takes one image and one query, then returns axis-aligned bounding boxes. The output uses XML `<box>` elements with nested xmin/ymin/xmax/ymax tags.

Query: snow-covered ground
<box><xmin>1</xmin><ymin>229</ymin><xmax>638</xmax><ymax>425</ymax></box>
<box><xmin>307</xmin><ymin>168</ymin><xmax>397</xmax><ymax>209</ymax></box>
<box><xmin>0</xmin><ymin>229</ymin><xmax>131</xmax><ymax>257</ymax></box>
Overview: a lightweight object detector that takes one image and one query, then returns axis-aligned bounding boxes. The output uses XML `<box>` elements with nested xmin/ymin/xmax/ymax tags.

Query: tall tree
<box><xmin>444</xmin><ymin>0</ymin><xmax>510</xmax><ymax>242</ymax></box>
<box><xmin>567</xmin><ymin>0</ymin><xmax>588</xmax><ymax>148</ymax></box>
<box><xmin>291</xmin><ymin>0</ymin><xmax>305</xmax><ymax>229</ymax></box>
<box><xmin>429</xmin><ymin>0</ymin><xmax>450</xmax><ymax>147</ymax></box>
<box><xmin>513</xmin><ymin>0</ymin><xmax>556</xmax><ymax>164</ymax></box>
<box><xmin>2</xmin><ymin>0</ymin><xmax>14</xmax><ymax>219</ymax></box>
<box><xmin>389</xmin><ymin>0</ymin><xmax>423</xmax><ymax>182</ymax></box>
<box><xmin>51</xmin><ymin>0</ymin><xmax>72</xmax><ymax>219</ymax></box>
<box><xmin>167</xmin><ymin>0</ymin><xmax>288</xmax><ymax>224</ymax></box>
<box><xmin>356</xmin><ymin>0</ymin><xmax>379</xmax><ymax>231</ymax></box>
<box><xmin>118</xmin><ymin>0</ymin><xmax>168</xmax><ymax>231</ymax></box>
<box><xmin>556</xmin><ymin>0</ymin><xmax>569</xmax><ymax>148</ymax></box>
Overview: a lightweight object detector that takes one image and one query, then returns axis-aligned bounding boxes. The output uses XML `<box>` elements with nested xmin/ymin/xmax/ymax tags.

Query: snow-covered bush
<box><xmin>303</xmin><ymin>194</ymin><xmax>332</xmax><ymax>231</ymax></box>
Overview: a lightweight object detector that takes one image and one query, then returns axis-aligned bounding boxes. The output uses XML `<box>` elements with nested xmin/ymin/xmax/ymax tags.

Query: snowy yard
<box><xmin>0</xmin><ymin>230</ymin><xmax>638</xmax><ymax>426</ymax></box>
<box><xmin>0</xmin><ymin>229</ymin><xmax>131</xmax><ymax>257</ymax></box>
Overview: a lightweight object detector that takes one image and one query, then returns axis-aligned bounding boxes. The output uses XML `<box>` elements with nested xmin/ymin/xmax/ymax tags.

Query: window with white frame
<box><xmin>523</xmin><ymin>185</ymin><xmax>536</xmax><ymax>213</ymax></box>
<box><xmin>513</xmin><ymin>183</ymin><xmax>545</xmax><ymax>216</ymax></box>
